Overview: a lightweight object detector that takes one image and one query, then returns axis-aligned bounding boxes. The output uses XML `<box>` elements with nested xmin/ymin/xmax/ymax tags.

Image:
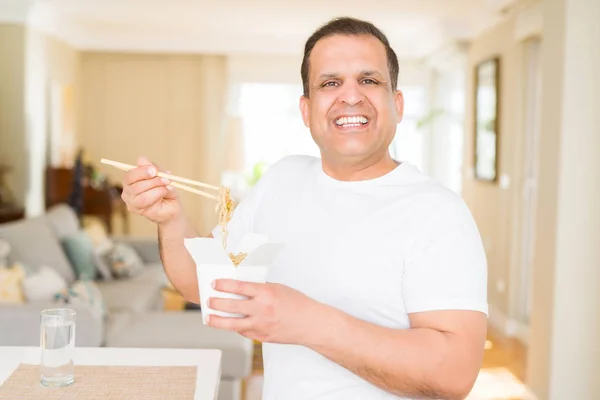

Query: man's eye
<box><xmin>323</xmin><ymin>81</ymin><xmax>339</xmax><ymax>87</ymax></box>
<box><xmin>362</xmin><ymin>79</ymin><xmax>378</xmax><ymax>84</ymax></box>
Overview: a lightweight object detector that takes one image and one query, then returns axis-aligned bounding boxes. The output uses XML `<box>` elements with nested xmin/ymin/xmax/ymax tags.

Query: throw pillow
<box><xmin>103</xmin><ymin>243</ymin><xmax>144</xmax><ymax>278</ymax></box>
<box><xmin>82</xmin><ymin>220</ymin><xmax>113</xmax><ymax>281</ymax></box>
<box><xmin>61</xmin><ymin>231</ymin><xmax>97</xmax><ymax>280</ymax></box>
<box><xmin>21</xmin><ymin>265</ymin><xmax>67</xmax><ymax>301</ymax></box>
<box><xmin>0</xmin><ymin>263</ymin><xmax>26</xmax><ymax>303</ymax></box>
<box><xmin>92</xmin><ymin>238</ymin><xmax>116</xmax><ymax>281</ymax></box>
<box><xmin>82</xmin><ymin>218</ymin><xmax>109</xmax><ymax>247</ymax></box>
<box><xmin>0</xmin><ymin>239</ymin><xmax>10</xmax><ymax>268</ymax></box>
<box><xmin>55</xmin><ymin>280</ymin><xmax>107</xmax><ymax>319</ymax></box>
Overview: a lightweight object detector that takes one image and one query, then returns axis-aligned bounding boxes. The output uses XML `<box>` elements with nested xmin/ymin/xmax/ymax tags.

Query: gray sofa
<box><xmin>0</xmin><ymin>204</ymin><xmax>253</xmax><ymax>400</ymax></box>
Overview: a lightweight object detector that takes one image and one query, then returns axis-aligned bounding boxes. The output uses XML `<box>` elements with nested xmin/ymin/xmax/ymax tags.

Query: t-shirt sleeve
<box><xmin>402</xmin><ymin>200</ymin><xmax>488</xmax><ymax>316</ymax></box>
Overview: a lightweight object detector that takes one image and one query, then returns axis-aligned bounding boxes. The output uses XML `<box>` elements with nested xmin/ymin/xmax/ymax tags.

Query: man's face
<box><xmin>300</xmin><ymin>34</ymin><xmax>404</xmax><ymax>166</ymax></box>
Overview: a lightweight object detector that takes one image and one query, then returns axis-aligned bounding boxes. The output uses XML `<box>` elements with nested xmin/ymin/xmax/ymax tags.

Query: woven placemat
<box><xmin>0</xmin><ymin>363</ymin><xmax>197</xmax><ymax>399</ymax></box>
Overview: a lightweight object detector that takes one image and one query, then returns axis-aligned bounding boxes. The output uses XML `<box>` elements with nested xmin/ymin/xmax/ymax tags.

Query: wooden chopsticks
<box><xmin>100</xmin><ymin>158</ymin><xmax>219</xmax><ymax>201</ymax></box>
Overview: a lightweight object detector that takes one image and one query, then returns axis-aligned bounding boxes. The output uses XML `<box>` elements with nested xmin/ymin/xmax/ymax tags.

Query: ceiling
<box><xmin>2</xmin><ymin>0</ymin><xmax>517</xmax><ymax>59</ymax></box>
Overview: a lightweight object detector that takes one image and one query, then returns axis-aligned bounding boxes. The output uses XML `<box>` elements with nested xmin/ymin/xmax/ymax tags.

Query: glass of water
<box><xmin>40</xmin><ymin>308</ymin><xmax>76</xmax><ymax>387</ymax></box>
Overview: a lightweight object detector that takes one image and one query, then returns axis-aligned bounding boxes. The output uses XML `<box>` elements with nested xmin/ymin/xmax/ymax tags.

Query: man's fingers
<box><xmin>208</xmin><ymin>297</ymin><xmax>254</xmax><ymax>316</ymax></box>
<box><xmin>136</xmin><ymin>156</ymin><xmax>155</xmax><ymax>168</ymax></box>
<box><xmin>123</xmin><ymin>165</ymin><xmax>157</xmax><ymax>186</ymax></box>
<box><xmin>126</xmin><ymin>176</ymin><xmax>171</xmax><ymax>198</ymax></box>
<box><xmin>206</xmin><ymin>314</ymin><xmax>253</xmax><ymax>332</ymax></box>
<box><xmin>137</xmin><ymin>156</ymin><xmax>171</xmax><ymax>173</ymax></box>
<box><xmin>213</xmin><ymin>279</ymin><xmax>262</xmax><ymax>298</ymax></box>
<box><xmin>130</xmin><ymin>186</ymin><xmax>171</xmax><ymax>210</ymax></box>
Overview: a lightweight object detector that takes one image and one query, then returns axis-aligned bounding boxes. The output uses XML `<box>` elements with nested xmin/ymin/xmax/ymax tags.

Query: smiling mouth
<box><xmin>334</xmin><ymin>115</ymin><xmax>369</xmax><ymax>129</ymax></box>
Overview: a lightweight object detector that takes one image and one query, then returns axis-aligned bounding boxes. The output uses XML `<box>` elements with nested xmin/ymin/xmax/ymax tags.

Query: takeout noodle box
<box><xmin>184</xmin><ymin>233</ymin><xmax>284</xmax><ymax>324</ymax></box>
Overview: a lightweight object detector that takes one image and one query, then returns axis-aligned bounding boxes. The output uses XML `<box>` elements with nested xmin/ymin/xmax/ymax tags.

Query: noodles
<box><xmin>216</xmin><ymin>186</ymin><xmax>236</xmax><ymax>249</ymax></box>
<box><xmin>228</xmin><ymin>252</ymin><xmax>248</xmax><ymax>266</ymax></box>
<box><xmin>215</xmin><ymin>186</ymin><xmax>247</xmax><ymax>267</ymax></box>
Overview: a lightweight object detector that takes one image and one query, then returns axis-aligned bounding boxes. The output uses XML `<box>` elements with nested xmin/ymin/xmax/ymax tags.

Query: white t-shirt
<box><xmin>213</xmin><ymin>155</ymin><xmax>488</xmax><ymax>400</ymax></box>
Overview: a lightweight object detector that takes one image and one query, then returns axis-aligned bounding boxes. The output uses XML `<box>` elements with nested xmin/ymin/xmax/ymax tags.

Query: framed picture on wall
<box><xmin>473</xmin><ymin>57</ymin><xmax>500</xmax><ymax>182</ymax></box>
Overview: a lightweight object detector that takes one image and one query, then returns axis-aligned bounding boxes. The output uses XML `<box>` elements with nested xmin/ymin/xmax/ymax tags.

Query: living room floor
<box><xmin>244</xmin><ymin>325</ymin><xmax>533</xmax><ymax>400</ymax></box>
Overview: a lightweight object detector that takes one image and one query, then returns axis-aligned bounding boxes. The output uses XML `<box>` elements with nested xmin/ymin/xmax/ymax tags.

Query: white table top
<box><xmin>0</xmin><ymin>346</ymin><xmax>222</xmax><ymax>400</ymax></box>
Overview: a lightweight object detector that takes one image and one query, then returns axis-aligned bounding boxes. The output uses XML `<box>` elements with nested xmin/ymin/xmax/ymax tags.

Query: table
<box><xmin>0</xmin><ymin>346</ymin><xmax>222</xmax><ymax>399</ymax></box>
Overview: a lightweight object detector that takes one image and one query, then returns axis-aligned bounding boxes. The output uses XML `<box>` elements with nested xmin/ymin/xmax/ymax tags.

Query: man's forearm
<box><xmin>157</xmin><ymin>213</ymin><xmax>201</xmax><ymax>303</ymax></box>
<box><xmin>303</xmin><ymin>306</ymin><xmax>478</xmax><ymax>400</ymax></box>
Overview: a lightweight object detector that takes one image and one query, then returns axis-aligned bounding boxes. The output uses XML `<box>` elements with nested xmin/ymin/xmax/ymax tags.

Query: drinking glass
<box><xmin>40</xmin><ymin>308</ymin><xmax>76</xmax><ymax>387</ymax></box>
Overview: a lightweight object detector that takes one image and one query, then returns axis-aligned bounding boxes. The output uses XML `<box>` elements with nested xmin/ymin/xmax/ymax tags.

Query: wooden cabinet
<box><xmin>0</xmin><ymin>206</ymin><xmax>25</xmax><ymax>224</ymax></box>
<box><xmin>45</xmin><ymin>167</ymin><xmax>129</xmax><ymax>234</ymax></box>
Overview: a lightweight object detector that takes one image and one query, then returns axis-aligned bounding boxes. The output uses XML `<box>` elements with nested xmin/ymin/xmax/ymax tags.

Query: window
<box><xmin>389</xmin><ymin>86</ymin><xmax>427</xmax><ymax>172</ymax></box>
<box><xmin>238</xmin><ymin>83</ymin><xmax>320</xmax><ymax>172</ymax></box>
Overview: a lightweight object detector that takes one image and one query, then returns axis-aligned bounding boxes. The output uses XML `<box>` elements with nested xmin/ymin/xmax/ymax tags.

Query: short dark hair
<box><xmin>301</xmin><ymin>17</ymin><xmax>399</xmax><ymax>97</ymax></box>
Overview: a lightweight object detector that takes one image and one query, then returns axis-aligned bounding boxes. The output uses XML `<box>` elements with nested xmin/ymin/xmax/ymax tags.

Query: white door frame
<box><xmin>517</xmin><ymin>37</ymin><xmax>543</xmax><ymax>326</ymax></box>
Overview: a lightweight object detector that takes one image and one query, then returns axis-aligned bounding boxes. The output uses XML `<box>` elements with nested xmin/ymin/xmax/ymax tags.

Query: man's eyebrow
<box><xmin>361</xmin><ymin>70</ymin><xmax>385</xmax><ymax>78</ymax></box>
<box><xmin>316</xmin><ymin>71</ymin><xmax>386</xmax><ymax>80</ymax></box>
<box><xmin>317</xmin><ymin>73</ymin><xmax>340</xmax><ymax>81</ymax></box>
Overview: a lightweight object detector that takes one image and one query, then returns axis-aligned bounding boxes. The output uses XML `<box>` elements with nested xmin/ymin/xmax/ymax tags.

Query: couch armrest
<box><xmin>111</xmin><ymin>236</ymin><xmax>161</xmax><ymax>264</ymax></box>
<box><xmin>0</xmin><ymin>301</ymin><xmax>104</xmax><ymax>347</ymax></box>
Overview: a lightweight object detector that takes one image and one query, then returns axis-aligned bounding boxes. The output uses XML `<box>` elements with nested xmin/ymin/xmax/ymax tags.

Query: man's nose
<box><xmin>339</xmin><ymin>81</ymin><xmax>365</xmax><ymax>107</ymax></box>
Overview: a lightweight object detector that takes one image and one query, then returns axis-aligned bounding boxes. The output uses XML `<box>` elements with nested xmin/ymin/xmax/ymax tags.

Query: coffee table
<box><xmin>0</xmin><ymin>346</ymin><xmax>222</xmax><ymax>399</ymax></box>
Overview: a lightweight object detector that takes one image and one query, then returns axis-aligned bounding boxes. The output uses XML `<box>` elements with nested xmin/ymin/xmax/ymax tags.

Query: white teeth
<box><xmin>335</xmin><ymin>116</ymin><xmax>368</xmax><ymax>126</ymax></box>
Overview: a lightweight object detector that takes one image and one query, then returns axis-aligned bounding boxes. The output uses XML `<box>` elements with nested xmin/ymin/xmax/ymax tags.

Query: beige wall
<box><xmin>528</xmin><ymin>0</ymin><xmax>600</xmax><ymax>397</ymax></box>
<box><xmin>0</xmin><ymin>24</ymin><xmax>26</xmax><ymax>207</ymax></box>
<box><xmin>462</xmin><ymin>16</ymin><xmax>526</xmax><ymax>320</ymax></box>
<box><xmin>82</xmin><ymin>52</ymin><xmax>228</xmax><ymax>237</ymax></box>
<box><xmin>464</xmin><ymin>0</ymin><xmax>600</xmax><ymax>396</ymax></box>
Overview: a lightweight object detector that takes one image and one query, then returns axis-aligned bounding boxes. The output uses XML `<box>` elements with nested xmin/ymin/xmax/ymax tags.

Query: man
<box><xmin>121</xmin><ymin>17</ymin><xmax>488</xmax><ymax>400</ymax></box>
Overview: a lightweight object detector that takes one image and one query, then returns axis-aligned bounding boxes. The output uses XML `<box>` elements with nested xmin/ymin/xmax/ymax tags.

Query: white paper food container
<box><xmin>184</xmin><ymin>233</ymin><xmax>284</xmax><ymax>324</ymax></box>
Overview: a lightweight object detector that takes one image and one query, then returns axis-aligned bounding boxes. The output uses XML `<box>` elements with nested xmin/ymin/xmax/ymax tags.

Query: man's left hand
<box><xmin>206</xmin><ymin>279</ymin><xmax>322</xmax><ymax>344</ymax></box>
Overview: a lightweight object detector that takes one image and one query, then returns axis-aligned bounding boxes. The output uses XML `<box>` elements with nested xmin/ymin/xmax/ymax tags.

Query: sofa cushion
<box><xmin>55</xmin><ymin>280</ymin><xmax>107</xmax><ymax>320</ymax></box>
<box><xmin>0</xmin><ymin>263</ymin><xmax>26</xmax><ymax>304</ymax></box>
<box><xmin>83</xmin><ymin>222</ymin><xmax>114</xmax><ymax>281</ymax></box>
<box><xmin>91</xmin><ymin>244</ymin><xmax>114</xmax><ymax>281</ymax></box>
<box><xmin>103</xmin><ymin>243</ymin><xmax>144</xmax><ymax>278</ymax></box>
<box><xmin>127</xmin><ymin>263</ymin><xmax>168</xmax><ymax>286</ymax></box>
<box><xmin>95</xmin><ymin>279</ymin><xmax>161</xmax><ymax>313</ymax></box>
<box><xmin>104</xmin><ymin>311</ymin><xmax>132</xmax><ymax>340</ymax></box>
<box><xmin>44</xmin><ymin>204</ymin><xmax>81</xmax><ymax>240</ymax></box>
<box><xmin>105</xmin><ymin>312</ymin><xmax>253</xmax><ymax>379</ymax></box>
<box><xmin>218</xmin><ymin>379</ymin><xmax>241</xmax><ymax>400</ymax></box>
<box><xmin>0</xmin><ymin>299</ymin><xmax>104</xmax><ymax>347</ymax></box>
<box><xmin>21</xmin><ymin>265</ymin><xmax>68</xmax><ymax>301</ymax></box>
<box><xmin>0</xmin><ymin>216</ymin><xmax>76</xmax><ymax>283</ymax></box>
<box><xmin>0</xmin><ymin>239</ymin><xmax>10</xmax><ymax>268</ymax></box>
<box><xmin>62</xmin><ymin>232</ymin><xmax>98</xmax><ymax>280</ymax></box>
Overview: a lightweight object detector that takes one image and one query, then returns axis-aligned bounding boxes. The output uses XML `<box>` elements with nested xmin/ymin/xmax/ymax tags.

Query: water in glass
<box><xmin>40</xmin><ymin>309</ymin><xmax>75</xmax><ymax>387</ymax></box>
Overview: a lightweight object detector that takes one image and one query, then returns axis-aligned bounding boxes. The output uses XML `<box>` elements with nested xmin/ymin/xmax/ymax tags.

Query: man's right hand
<box><xmin>121</xmin><ymin>157</ymin><xmax>182</xmax><ymax>225</ymax></box>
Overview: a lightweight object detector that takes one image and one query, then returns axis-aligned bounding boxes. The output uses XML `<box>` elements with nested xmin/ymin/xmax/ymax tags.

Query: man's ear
<box><xmin>299</xmin><ymin>95</ymin><xmax>310</xmax><ymax>128</ymax></box>
<box><xmin>394</xmin><ymin>89</ymin><xmax>404</xmax><ymax>123</ymax></box>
